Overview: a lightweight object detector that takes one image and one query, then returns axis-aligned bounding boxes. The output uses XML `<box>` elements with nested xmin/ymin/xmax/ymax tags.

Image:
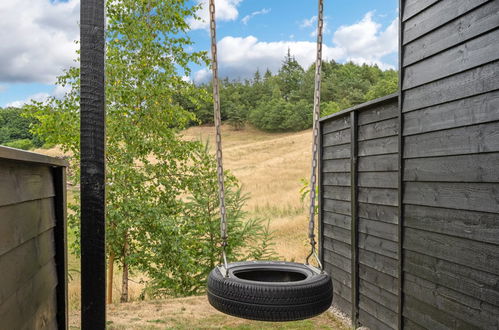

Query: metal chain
<box><xmin>209</xmin><ymin>0</ymin><xmax>229</xmax><ymax>272</ymax></box>
<box><xmin>306</xmin><ymin>0</ymin><xmax>324</xmax><ymax>269</ymax></box>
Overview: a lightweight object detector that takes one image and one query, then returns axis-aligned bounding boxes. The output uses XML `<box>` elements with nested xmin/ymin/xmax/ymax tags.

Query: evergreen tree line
<box><xmin>191</xmin><ymin>51</ymin><xmax>398</xmax><ymax>131</ymax></box>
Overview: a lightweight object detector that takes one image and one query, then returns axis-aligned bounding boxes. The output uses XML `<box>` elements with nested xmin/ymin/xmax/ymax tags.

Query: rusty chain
<box><xmin>209</xmin><ymin>0</ymin><xmax>229</xmax><ymax>272</ymax></box>
<box><xmin>306</xmin><ymin>0</ymin><xmax>324</xmax><ymax>269</ymax></box>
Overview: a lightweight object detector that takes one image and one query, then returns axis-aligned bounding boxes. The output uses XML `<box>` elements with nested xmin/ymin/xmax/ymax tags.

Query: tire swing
<box><xmin>206</xmin><ymin>0</ymin><xmax>333</xmax><ymax>322</ymax></box>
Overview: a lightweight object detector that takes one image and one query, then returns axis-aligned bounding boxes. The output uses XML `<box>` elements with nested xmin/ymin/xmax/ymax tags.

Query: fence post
<box><xmin>350</xmin><ymin>111</ymin><xmax>359</xmax><ymax>327</ymax></box>
<box><xmin>80</xmin><ymin>0</ymin><xmax>106</xmax><ymax>328</ymax></box>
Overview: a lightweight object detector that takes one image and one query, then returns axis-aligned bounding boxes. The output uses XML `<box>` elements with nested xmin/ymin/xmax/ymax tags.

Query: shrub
<box><xmin>4</xmin><ymin>139</ymin><xmax>34</xmax><ymax>150</ymax></box>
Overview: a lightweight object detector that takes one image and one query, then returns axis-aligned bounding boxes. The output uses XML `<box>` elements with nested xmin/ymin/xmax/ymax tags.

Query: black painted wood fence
<box><xmin>320</xmin><ymin>1</ymin><xmax>499</xmax><ymax>328</ymax></box>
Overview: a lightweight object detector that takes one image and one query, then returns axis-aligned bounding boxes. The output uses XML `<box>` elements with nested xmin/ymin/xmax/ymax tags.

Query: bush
<box><xmin>249</xmin><ymin>99</ymin><xmax>312</xmax><ymax>132</ymax></box>
<box><xmin>4</xmin><ymin>139</ymin><xmax>34</xmax><ymax>150</ymax></box>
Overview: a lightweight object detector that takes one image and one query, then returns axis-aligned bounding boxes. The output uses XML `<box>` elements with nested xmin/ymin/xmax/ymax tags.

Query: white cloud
<box><xmin>300</xmin><ymin>16</ymin><xmax>317</xmax><ymax>28</ymax></box>
<box><xmin>6</xmin><ymin>92</ymin><xmax>50</xmax><ymax>108</ymax></box>
<box><xmin>333</xmin><ymin>12</ymin><xmax>398</xmax><ymax>69</ymax></box>
<box><xmin>0</xmin><ymin>0</ymin><xmax>79</xmax><ymax>84</ymax></box>
<box><xmin>194</xmin><ymin>36</ymin><xmax>344</xmax><ymax>83</ymax></box>
<box><xmin>194</xmin><ymin>12</ymin><xmax>398</xmax><ymax>82</ymax></box>
<box><xmin>241</xmin><ymin>8</ymin><xmax>270</xmax><ymax>25</ymax></box>
<box><xmin>188</xmin><ymin>0</ymin><xmax>243</xmax><ymax>30</ymax></box>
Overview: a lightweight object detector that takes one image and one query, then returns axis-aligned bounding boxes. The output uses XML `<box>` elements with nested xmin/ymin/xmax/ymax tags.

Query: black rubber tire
<box><xmin>207</xmin><ymin>261</ymin><xmax>333</xmax><ymax>322</ymax></box>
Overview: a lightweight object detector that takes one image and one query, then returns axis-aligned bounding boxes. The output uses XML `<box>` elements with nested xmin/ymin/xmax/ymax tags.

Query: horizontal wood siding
<box><xmin>401</xmin><ymin>1</ymin><xmax>499</xmax><ymax>328</ymax></box>
<box><xmin>321</xmin><ymin>113</ymin><xmax>352</xmax><ymax>315</ymax></box>
<box><xmin>320</xmin><ymin>95</ymin><xmax>399</xmax><ymax>329</ymax></box>
<box><xmin>0</xmin><ymin>152</ymin><xmax>67</xmax><ymax>329</ymax></box>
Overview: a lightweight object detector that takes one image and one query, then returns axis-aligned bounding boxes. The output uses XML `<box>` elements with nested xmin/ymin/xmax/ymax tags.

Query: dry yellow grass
<box><xmin>183</xmin><ymin>125</ymin><xmax>313</xmax><ymax>261</ymax></box>
<box><xmin>68</xmin><ymin>295</ymin><xmax>349</xmax><ymax>330</ymax></box>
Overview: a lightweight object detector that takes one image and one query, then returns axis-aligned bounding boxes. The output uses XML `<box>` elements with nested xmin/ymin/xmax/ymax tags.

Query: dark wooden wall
<box><xmin>319</xmin><ymin>94</ymin><xmax>399</xmax><ymax>329</ymax></box>
<box><xmin>321</xmin><ymin>1</ymin><xmax>499</xmax><ymax>328</ymax></box>
<box><xmin>400</xmin><ymin>0</ymin><xmax>499</xmax><ymax>329</ymax></box>
<box><xmin>0</xmin><ymin>147</ymin><xmax>68</xmax><ymax>329</ymax></box>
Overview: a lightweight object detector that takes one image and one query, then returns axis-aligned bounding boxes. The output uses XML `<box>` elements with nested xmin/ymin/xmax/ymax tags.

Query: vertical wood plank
<box><xmin>80</xmin><ymin>0</ymin><xmax>106</xmax><ymax>328</ymax></box>
<box><xmin>398</xmin><ymin>1</ymin><xmax>405</xmax><ymax>329</ymax></box>
<box><xmin>350</xmin><ymin>111</ymin><xmax>359</xmax><ymax>327</ymax></box>
<box><xmin>52</xmin><ymin>167</ymin><xmax>68</xmax><ymax>330</ymax></box>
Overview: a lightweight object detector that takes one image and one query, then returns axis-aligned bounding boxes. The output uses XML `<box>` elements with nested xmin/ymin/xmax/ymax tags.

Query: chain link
<box><xmin>209</xmin><ymin>0</ymin><xmax>228</xmax><ymax>271</ymax></box>
<box><xmin>306</xmin><ymin>0</ymin><xmax>324</xmax><ymax>269</ymax></box>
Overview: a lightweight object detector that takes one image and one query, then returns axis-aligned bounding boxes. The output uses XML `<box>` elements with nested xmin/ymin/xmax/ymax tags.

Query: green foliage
<box><xmin>4</xmin><ymin>138</ymin><xmax>35</xmax><ymax>150</ymax></box>
<box><xmin>25</xmin><ymin>0</ymin><xmax>276</xmax><ymax>299</ymax></box>
<box><xmin>140</xmin><ymin>145</ymin><xmax>277</xmax><ymax>296</ymax></box>
<box><xmin>192</xmin><ymin>56</ymin><xmax>398</xmax><ymax>132</ymax></box>
<box><xmin>0</xmin><ymin>107</ymin><xmax>44</xmax><ymax>147</ymax></box>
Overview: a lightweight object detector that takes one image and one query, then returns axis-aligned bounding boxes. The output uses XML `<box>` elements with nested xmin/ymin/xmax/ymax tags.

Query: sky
<box><xmin>0</xmin><ymin>0</ymin><xmax>398</xmax><ymax>108</ymax></box>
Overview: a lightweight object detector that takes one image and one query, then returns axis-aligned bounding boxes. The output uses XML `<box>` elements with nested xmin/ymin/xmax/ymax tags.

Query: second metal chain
<box><xmin>209</xmin><ymin>0</ymin><xmax>228</xmax><ymax>270</ymax></box>
<box><xmin>306</xmin><ymin>0</ymin><xmax>324</xmax><ymax>269</ymax></box>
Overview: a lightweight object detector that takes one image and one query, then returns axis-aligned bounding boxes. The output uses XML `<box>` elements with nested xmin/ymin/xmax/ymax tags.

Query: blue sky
<box><xmin>0</xmin><ymin>0</ymin><xmax>398</xmax><ymax>107</ymax></box>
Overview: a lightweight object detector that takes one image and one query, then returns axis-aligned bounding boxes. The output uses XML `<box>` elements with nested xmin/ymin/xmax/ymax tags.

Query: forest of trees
<box><xmin>190</xmin><ymin>50</ymin><xmax>398</xmax><ymax>131</ymax></box>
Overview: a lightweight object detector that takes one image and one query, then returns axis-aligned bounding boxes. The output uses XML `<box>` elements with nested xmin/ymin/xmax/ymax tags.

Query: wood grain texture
<box><xmin>322</xmin><ymin>128</ymin><xmax>351</xmax><ymax>146</ymax></box>
<box><xmin>358</xmin><ymin>187</ymin><xmax>398</xmax><ymax>206</ymax></box>
<box><xmin>0</xmin><ymin>198</ymin><xmax>56</xmax><ymax>256</ymax></box>
<box><xmin>402</xmin><ymin>61</ymin><xmax>499</xmax><ymax>111</ymax></box>
<box><xmin>332</xmin><ymin>293</ymin><xmax>352</xmax><ymax>317</ymax></box>
<box><xmin>403</xmin><ymin>90</ymin><xmax>499</xmax><ymax>133</ymax></box>
<box><xmin>358</xmin><ymin>203</ymin><xmax>398</xmax><ymax>224</ymax></box>
<box><xmin>81</xmin><ymin>0</ymin><xmax>106</xmax><ymax>327</ymax></box>
<box><xmin>322</xmin><ymin>211</ymin><xmax>351</xmax><ymax>230</ymax></box>
<box><xmin>323</xmin><ymin>223</ymin><xmax>351</xmax><ymax>244</ymax></box>
<box><xmin>324</xmin><ymin>261</ymin><xmax>351</xmax><ymax>288</ymax></box>
<box><xmin>403</xmin><ymin>121</ymin><xmax>499</xmax><ymax>158</ymax></box>
<box><xmin>404</xmin><ymin>227</ymin><xmax>499</xmax><ymax>274</ymax></box>
<box><xmin>359</xmin><ymin>263</ymin><xmax>398</xmax><ymax>294</ymax></box>
<box><xmin>403</xmin><ymin>294</ymin><xmax>481</xmax><ymax>330</ymax></box>
<box><xmin>404</xmin><ymin>274</ymin><xmax>499</xmax><ymax>329</ymax></box>
<box><xmin>325</xmin><ymin>251</ymin><xmax>352</xmax><ymax>274</ymax></box>
<box><xmin>358</xmin><ymin>154</ymin><xmax>398</xmax><ymax>172</ymax></box>
<box><xmin>359</xmin><ymin>278</ymin><xmax>398</xmax><ymax>312</ymax></box>
<box><xmin>0</xmin><ymin>161</ymin><xmax>55</xmax><ymax>207</ymax></box>
<box><xmin>404</xmin><ymin>1</ymin><xmax>499</xmax><ymax>66</ymax></box>
<box><xmin>402</xmin><ymin>0</ymin><xmax>439</xmax><ymax>22</ymax></box>
<box><xmin>359</xmin><ymin>308</ymin><xmax>395</xmax><ymax>330</ymax></box>
<box><xmin>404</xmin><ymin>28</ymin><xmax>499</xmax><ymax>89</ymax></box>
<box><xmin>358</xmin><ymin>136</ymin><xmax>398</xmax><ymax>156</ymax></box>
<box><xmin>324</xmin><ymin>236</ymin><xmax>351</xmax><ymax>259</ymax></box>
<box><xmin>0</xmin><ymin>230</ymin><xmax>56</xmax><ymax>304</ymax></box>
<box><xmin>321</xmin><ymin>115</ymin><xmax>350</xmax><ymax>134</ymax></box>
<box><xmin>0</xmin><ymin>260</ymin><xmax>58</xmax><ymax>329</ymax></box>
<box><xmin>323</xmin><ymin>199</ymin><xmax>351</xmax><ymax>216</ymax></box>
<box><xmin>322</xmin><ymin>173</ymin><xmax>351</xmax><ymax>187</ymax></box>
<box><xmin>403</xmin><ymin>0</ymin><xmax>489</xmax><ymax>45</ymax></box>
<box><xmin>358</xmin><ymin>232</ymin><xmax>398</xmax><ymax>259</ymax></box>
<box><xmin>359</xmin><ymin>218</ymin><xmax>398</xmax><ymax>242</ymax></box>
<box><xmin>404</xmin><ymin>181</ymin><xmax>499</xmax><ymax>213</ymax></box>
<box><xmin>358</xmin><ymin>102</ymin><xmax>398</xmax><ymax>125</ymax></box>
<box><xmin>322</xmin><ymin>144</ymin><xmax>351</xmax><ymax>159</ymax></box>
<box><xmin>359</xmin><ymin>294</ymin><xmax>397</xmax><ymax>329</ymax></box>
<box><xmin>404</xmin><ymin>250</ymin><xmax>499</xmax><ymax>307</ymax></box>
<box><xmin>322</xmin><ymin>158</ymin><xmax>350</xmax><ymax>172</ymax></box>
<box><xmin>359</xmin><ymin>249</ymin><xmax>398</xmax><ymax>277</ymax></box>
<box><xmin>358</xmin><ymin>118</ymin><xmax>398</xmax><ymax>141</ymax></box>
<box><xmin>404</xmin><ymin>204</ymin><xmax>499</xmax><ymax>244</ymax></box>
<box><xmin>359</xmin><ymin>172</ymin><xmax>398</xmax><ymax>188</ymax></box>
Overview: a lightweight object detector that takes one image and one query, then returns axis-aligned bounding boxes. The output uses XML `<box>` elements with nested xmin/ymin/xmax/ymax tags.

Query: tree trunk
<box><xmin>120</xmin><ymin>240</ymin><xmax>129</xmax><ymax>303</ymax></box>
<box><xmin>107</xmin><ymin>252</ymin><xmax>115</xmax><ymax>304</ymax></box>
